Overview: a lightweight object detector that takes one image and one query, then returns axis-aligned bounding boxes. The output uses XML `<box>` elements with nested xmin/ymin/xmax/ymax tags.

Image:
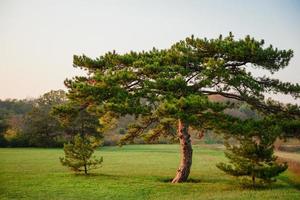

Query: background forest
<box><xmin>0</xmin><ymin>89</ymin><xmax>257</xmax><ymax>147</ymax></box>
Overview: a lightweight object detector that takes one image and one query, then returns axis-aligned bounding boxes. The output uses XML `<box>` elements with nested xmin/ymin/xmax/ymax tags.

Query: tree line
<box><xmin>0</xmin><ymin>90</ymin><xmax>101</xmax><ymax>147</ymax></box>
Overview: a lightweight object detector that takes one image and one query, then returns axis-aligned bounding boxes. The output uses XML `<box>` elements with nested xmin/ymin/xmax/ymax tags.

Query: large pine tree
<box><xmin>64</xmin><ymin>33</ymin><xmax>300</xmax><ymax>183</ymax></box>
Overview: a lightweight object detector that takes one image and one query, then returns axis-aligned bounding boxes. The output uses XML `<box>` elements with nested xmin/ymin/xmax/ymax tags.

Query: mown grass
<box><xmin>0</xmin><ymin>145</ymin><xmax>300</xmax><ymax>200</ymax></box>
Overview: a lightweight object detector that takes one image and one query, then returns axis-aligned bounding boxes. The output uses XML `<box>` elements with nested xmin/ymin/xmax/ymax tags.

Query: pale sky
<box><xmin>0</xmin><ymin>0</ymin><xmax>300</xmax><ymax>103</ymax></box>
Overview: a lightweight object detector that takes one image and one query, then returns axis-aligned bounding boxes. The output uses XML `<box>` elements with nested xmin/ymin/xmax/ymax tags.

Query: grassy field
<box><xmin>0</xmin><ymin>145</ymin><xmax>300</xmax><ymax>200</ymax></box>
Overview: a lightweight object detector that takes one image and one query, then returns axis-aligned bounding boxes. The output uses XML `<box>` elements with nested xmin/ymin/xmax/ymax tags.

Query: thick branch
<box><xmin>224</xmin><ymin>61</ymin><xmax>247</xmax><ymax>68</ymax></box>
<box><xmin>199</xmin><ymin>90</ymin><xmax>300</xmax><ymax>116</ymax></box>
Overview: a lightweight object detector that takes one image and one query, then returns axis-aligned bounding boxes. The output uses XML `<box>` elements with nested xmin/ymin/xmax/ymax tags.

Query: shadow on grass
<box><xmin>71</xmin><ymin>172</ymin><xmax>124</xmax><ymax>180</ymax></box>
<box><xmin>239</xmin><ymin>183</ymin><xmax>290</xmax><ymax>191</ymax></box>
<box><xmin>224</xmin><ymin>176</ymin><xmax>300</xmax><ymax>191</ymax></box>
<box><xmin>158</xmin><ymin>175</ymin><xmax>237</xmax><ymax>185</ymax></box>
<box><xmin>158</xmin><ymin>175</ymin><xmax>297</xmax><ymax>192</ymax></box>
<box><xmin>158</xmin><ymin>177</ymin><xmax>201</xmax><ymax>183</ymax></box>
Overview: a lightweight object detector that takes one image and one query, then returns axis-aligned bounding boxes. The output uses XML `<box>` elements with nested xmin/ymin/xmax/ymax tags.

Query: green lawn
<box><xmin>0</xmin><ymin>145</ymin><xmax>300</xmax><ymax>200</ymax></box>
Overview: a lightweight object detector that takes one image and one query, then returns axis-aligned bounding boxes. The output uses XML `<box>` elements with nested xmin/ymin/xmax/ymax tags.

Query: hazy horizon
<box><xmin>1</xmin><ymin>0</ymin><xmax>300</xmax><ymax>104</ymax></box>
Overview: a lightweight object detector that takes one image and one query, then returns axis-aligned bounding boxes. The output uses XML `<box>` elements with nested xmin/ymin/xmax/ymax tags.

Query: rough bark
<box><xmin>172</xmin><ymin>119</ymin><xmax>193</xmax><ymax>183</ymax></box>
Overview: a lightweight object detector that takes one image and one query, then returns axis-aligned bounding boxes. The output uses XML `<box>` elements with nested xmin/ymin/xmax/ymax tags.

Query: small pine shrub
<box><xmin>60</xmin><ymin>134</ymin><xmax>103</xmax><ymax>174</ymax></box>
<box><xmin>217</xmin><ymin>133</ymin><xmax>287</xmax><ymax>186</ymax></box>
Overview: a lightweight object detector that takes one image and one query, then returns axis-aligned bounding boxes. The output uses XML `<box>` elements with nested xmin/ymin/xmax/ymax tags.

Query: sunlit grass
<box><xmin>0</xmin><ymin>145</ymin><xmax>299</xmax><ymax>200</ymax></box>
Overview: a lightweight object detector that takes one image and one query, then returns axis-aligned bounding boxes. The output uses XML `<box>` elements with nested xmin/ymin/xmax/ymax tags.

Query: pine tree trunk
<box><xmin>172</xmin><ymin>119</ymin><xmax>193</xmax><ymax>183</ymax></box>
<box><xmin>84</xmin><ymin>164</ymin><xmax>88</xmax><ymax>175</ymax></box>
<box><xmin>252</xmin><ymin>175</ymin><xmax>256</xmax><ymax>186</ymax></box>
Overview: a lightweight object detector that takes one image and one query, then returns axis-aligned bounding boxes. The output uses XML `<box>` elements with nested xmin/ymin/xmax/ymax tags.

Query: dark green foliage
<box><xmin>0</xmin><ymin>112</ymin><xmax>9</xmax><ymax>133</ymax></box>
<box><xmin>21</xmin><ymin>90</ymin><xmax>67</xmax><ymax>147</ymax></box>
<box><xmin>0</xmin><ymin>99</ymin><xmax>33</xmax><ymax>147</ymax></box>
<box><xmin>60</xmin><ymin>134</ymin><xmax>103</xmax><ymax>174</ymax></box>
<box><xmin>0</xmin><ymin>133</ymin><xmax>7</xmax><ymax>146</ymax></box>
<box><xmin>0</xmin><ymin>90</ymin><xmax>104</xmax><ymax>147</ymax></box>
<box><xmin>6</xmin><ymin>134</ymin><xmax>29</xmax><ymax>147</ymax></box>
<box><xmin>63</xmin><ymin>33</ymin><xmax>300</xmax><ymax>182</ymax></box>
<box><xmin>51</xmin><ymin>102</ymin><xmax>102</xmax><ymax>139</ymax></box>
<box><xmin>279</xmin><ymin>117</ymin><xmax>300</xmax><ymax>139</ymax></box>
<box><xmin>217</xmin><ymin>118</ymin><xmax>288</xmax><ymax>186</ymax></box>
<box><xmin>0</xmin><ymin>99</ymin><xmax>33</xmax><ymax>115</ymax></box>
<box><xmin>238</xmin><ymin>103</ymin><xmax>260</xmax><ymax>120</ymax></box>
<box><xmin>0</xmin><ymin>115</ymin><xmax>8</xmax><ymax>146</ymax></box>
<box><xmin>65</xmin><ymin>33</ymin><xmax>300</xmax><ymax>144</ymax></box>
<box><xmin>22</xmin><ymin>107</ymin><xmax>63</xmax><ymax>147</ymax></box>
<box><xmin>118</xmin><ymin>128</ymin><xmax>126</xmax><ymax>135</ymax></box>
